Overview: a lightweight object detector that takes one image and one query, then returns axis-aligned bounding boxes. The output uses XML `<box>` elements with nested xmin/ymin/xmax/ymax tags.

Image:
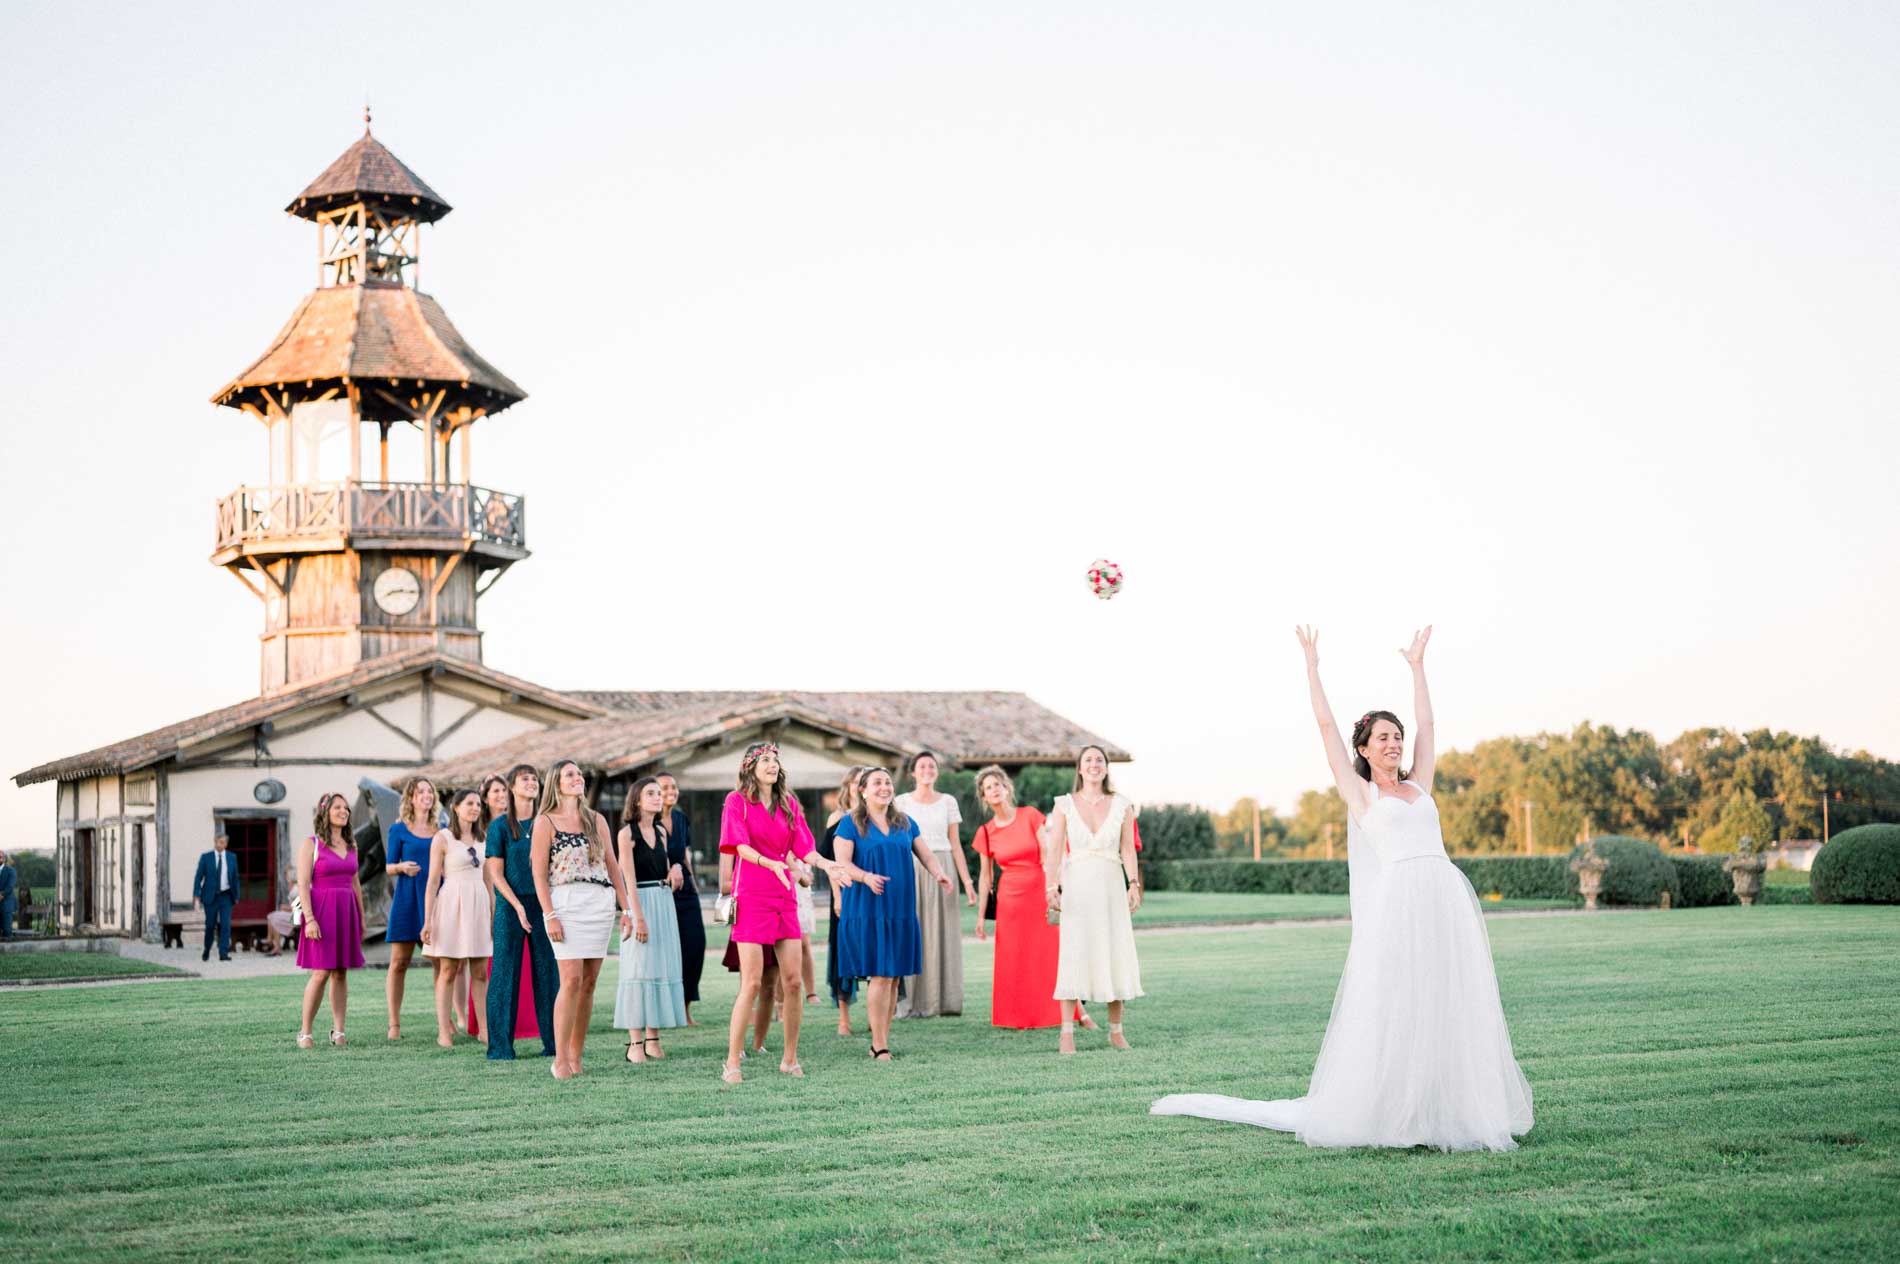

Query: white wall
<box><xmin>434</xmin><ymin>706</ymin><xmax>544</xmax><ymax>760</ymax></box>
<box><xmin>270</xmin><ymin>705</ymin><xmax>421</xmax><ymax>760</ymax></box>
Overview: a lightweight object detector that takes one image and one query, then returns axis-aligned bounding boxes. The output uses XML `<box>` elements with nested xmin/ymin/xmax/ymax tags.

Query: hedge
<box><xmin>1570</xmin><ymin>836</ymin><xmax>1679</xmax><ymax>907</ymax></box>
<box><xmin>1668</xmin><ymin>856</ymin><xmax>1738</xmax><ymax>909</ymax></box>
<box><xmin>1147</xmin><ymin>855</ymin><xmax>1576</xmax><ymax>899</ymax></box>
<box><xmin>1812</xmin><ymin>824</ymin><xmax>1900</xmax><ymax>904</ymax></box>
<box><xmin>1145</xmin><ymin>859</ymin><xmax>1349</xmax><ymax>894</ymax></box>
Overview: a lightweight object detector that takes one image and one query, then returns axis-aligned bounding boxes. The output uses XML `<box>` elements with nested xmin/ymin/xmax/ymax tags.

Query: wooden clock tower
<box><xmin>210</xmin><ymin>113</ymin><xmax>530</xmax><ymax>693</ymax></box>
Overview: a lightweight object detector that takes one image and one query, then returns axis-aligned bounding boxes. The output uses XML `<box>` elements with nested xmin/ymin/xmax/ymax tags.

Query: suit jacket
<box><xmin>0</xmin><ymin>863</ymin><xmax>15</xmax><ymax>903</ymax></box>
<box><xmin>193</xmin><ymin>851</ymin><xmax>241</xmax><ymax>905</ymax></box>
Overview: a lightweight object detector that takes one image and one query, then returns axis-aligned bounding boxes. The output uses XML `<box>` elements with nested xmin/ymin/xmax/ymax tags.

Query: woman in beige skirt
<box><xmin>894</xmin><ymin>751</ymin><xmax>975</xmax><ymax>1017</ymax></box>
<box><xmin>421</xmin><ymin>788</ymin><xmax>495</xmax><ymax>1048</ymax></box>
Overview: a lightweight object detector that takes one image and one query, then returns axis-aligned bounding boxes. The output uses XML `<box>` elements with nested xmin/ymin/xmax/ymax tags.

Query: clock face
<box><xmin>373</xmin><ymin>566</ymin><xmax>422</xmax><ymax>616</ymax></box>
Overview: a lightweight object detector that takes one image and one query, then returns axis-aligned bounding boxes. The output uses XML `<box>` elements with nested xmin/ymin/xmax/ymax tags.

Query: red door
<box><xmin>224</xmin><ymin>819</ymin><xmax>278</xmax><ymax>921</ymax></box>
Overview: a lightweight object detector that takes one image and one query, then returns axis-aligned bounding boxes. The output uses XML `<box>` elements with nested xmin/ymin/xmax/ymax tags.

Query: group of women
<box><xmin>291</xmin><ymin>741</ymin><xmax>1150</xmax><ymax>1083</ymax></box>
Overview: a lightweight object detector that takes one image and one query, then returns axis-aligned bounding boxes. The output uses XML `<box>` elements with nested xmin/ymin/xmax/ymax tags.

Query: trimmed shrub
<box><xmin>1811</xmin><ymin>824</ymin><xmax>1900</xmax><ymax>904</ymax></box>
<box><xmin>1669</xmin><ymin>856</ymin><xmax>1738</xmax><ymax>909</ymax></box>
<box><xmin>1452</xmin><ymin>856</ymin><xmax>1574</xmax><ymax>900</ymax></box>
<box><xmin>1139</xmin><ymin>804</ymin><xmax>1220</xmax><ymax>860</ymax></box>
<box><xmin>1569</xmin><ymin>836</ymin><xmax>1680</xmax><ymax>907</ymax></box>
<box><xmin>1144</xmin><ymin>859</ymin><xmax>1349</xmax><ymax>894</ymax></box>
<box><xmin>1761</xmin><ymin>884</ymin><xmax>1813</xmax><ymax>906</ymax></box>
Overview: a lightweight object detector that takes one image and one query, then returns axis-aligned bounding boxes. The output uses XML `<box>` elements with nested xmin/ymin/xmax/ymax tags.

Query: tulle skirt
<box><xmin>1153</xmin><ymin>856</ymin><xmax>1532</xmax><ymax>1151</ymax></box>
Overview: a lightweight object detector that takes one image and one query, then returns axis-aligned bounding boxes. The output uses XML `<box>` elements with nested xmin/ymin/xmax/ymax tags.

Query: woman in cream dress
<box><xmin>1044</xmin><ymin>745</ymin><xmax>1143</xmax><ymax>1054</ymax></box>
<box><xmin>894</xmin><ymin>751</ymin><xmax>975</xmax><ymax>1018</ymax></box>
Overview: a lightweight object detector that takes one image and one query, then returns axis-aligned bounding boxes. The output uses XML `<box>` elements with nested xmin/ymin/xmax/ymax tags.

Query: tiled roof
<box><xmin>287</xmin><ymin>132</ymin><xmax>451</xmax><ymax>223</ymax></box>
<box><xmin>573</xmin><ymin>690</ymin><xmax>1130</xmax><ymax>765</ymax></box>
<box><xmin>412</xmin><ymin>690</ymin><xmax>1128</xmax><ymax>788</ymax></box>
<box><xmin>212</xmin><ymin>285</ymin><xmax>527</xmax><ymax>419</ymax></box>
<box><xmin>11</xmin><ymin>651</ymin><xmax>605</xmax><ymax>787</ymax></box>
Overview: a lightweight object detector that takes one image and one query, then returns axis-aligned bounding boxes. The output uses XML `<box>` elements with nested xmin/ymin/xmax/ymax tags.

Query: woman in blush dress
<box><xmin>835</xmin><ymin>767</ymin><xmax>952</xmax><ymax>1062</ymax></box>
<box><xmin>532</xmin><ymin>759</ymin><xmax>635</xmax><ymax>1080</ymax></box>
<box><xmin>384</xmin><ymin>776</ymin><xmax>437</xmax><ymax>1042</ymax></box>
<box><xmin>970</xmin><ymin>766</ymin><xmax>1062</xmax><ymax>1030</ymax></box>
<box><xmin>894</xmin><ymin>751</ymin><xmax>974</xmax><ymax>1018</ymax></box>
<box><xmin>1044</xmin><ymin>746</ymin><xmax>1144</xmax><ymax>1055</ymax></box>
<box><xmin>296</xmin><ymin>792</ymin><xmax>367</xmax><ymax>1047</ymax></box>
<box><xmin>422</xmin><ymin>788</ymin><xmax>494</xmax><ymax>1047</ymax></box>
<box><xmin>1152</xmin><ymin>627</ymin><xmax>1533</xmax><ymax>1151</ymax></box>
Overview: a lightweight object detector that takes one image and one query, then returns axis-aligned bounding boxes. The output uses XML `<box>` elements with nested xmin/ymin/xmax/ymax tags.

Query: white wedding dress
<box><xmin>1152</xmin><ymin>780</ymin><xmax>1533</xmax><ymax>1151</ymax></box>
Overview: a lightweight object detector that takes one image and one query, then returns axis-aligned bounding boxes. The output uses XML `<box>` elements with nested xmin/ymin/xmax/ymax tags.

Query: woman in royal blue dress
<box><xmin>384</xmin><ymin>775</ymin><xmax>437</xmax><ymax>1042</ymax></box>
<box><xmin>834</xmin><ymin>767</ymin><xmax>952</xmax><ymax>1062</ymax></box>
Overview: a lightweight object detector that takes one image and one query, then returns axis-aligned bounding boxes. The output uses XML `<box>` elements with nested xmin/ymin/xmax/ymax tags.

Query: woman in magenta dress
<box><xmin>719</xmin><ymin>742</ymin><xmax>860</xmax><ymax>1084</ymax></box>
<box><xmin>296</xmin><ymin>791</ymin><xmax>367</xmax><ymax>1047</ymax></box>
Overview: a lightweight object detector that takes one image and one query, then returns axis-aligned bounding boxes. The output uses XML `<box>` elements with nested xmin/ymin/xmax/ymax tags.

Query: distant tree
<box><xmin>1137</xmin><ymin>804</ymin><xmax>1218</xmax><ymax>859</ymax></box>
<box><xmin>1699</xmin><ymin>787</ymin><xmax>1776</xmax><ymax>854</ymax></box>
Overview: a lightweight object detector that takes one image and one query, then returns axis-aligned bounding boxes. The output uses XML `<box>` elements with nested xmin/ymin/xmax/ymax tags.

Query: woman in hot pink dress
<box><xmin>719</xmin><ymin>742</ymin><xmax>862</xmax><ymax>1083</ymax></box>
<box><xmin>296</xmin><ymin>791</ymin><xmax>366</xmax><ymax>1048</ymax></box>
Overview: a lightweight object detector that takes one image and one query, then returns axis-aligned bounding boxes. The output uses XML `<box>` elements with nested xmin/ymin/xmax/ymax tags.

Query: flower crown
<box><xmin>741</xmin><ymin>742</ymin><xmax>780</xmax><ymax>774</ymax></box>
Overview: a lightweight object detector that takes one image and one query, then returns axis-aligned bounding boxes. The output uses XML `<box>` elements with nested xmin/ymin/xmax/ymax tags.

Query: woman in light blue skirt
<box><xmin>615</xmin><ymin>777</ymin><xmax>688</xmax><ymax>1062</ymax></box>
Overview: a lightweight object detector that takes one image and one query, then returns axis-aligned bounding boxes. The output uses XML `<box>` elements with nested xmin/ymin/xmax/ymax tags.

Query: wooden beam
<box><xmin>223</xmin><ymin>565</ymin><xmax>266</xmax><ymax>602</ymax></box>
<box><xmin>419</xmin><ymin>676</ymin><xmax>436</xmax><ymax>761</ymax></box>
<box><xmin>431</xmin><ymin>701</ymin><xmax>490</xmax><ymax>751</ymax></box>
<box><xmin>360</xmin><ymin>704</ymin><xmax>423</xmax><ymax>751</ymax></box>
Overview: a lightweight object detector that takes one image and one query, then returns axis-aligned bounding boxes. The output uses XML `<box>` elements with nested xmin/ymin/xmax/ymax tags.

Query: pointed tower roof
<box><xmin>287</xmin><ymin>116</ymin><xmax>452</xmax><ymax>223</ymax></box>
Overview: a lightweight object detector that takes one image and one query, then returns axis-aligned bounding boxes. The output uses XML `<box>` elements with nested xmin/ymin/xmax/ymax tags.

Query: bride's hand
<box><xmin>1295</xmin><ymin>625</ymin><xmax>1320</xmax><ymax>669</ymax></box>
<box><xmin>1400</xmin><ymin>625</ymin><xmax>1433</xmax><ymax>668</ymax></box>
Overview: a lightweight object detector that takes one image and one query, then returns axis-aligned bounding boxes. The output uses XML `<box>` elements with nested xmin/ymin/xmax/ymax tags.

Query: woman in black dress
<box><xmin>657</xmin><ymin>772</ymin><xmax>706</xmax><ymax>1025</ymax></box>
<box><xmin>818</xmin><ymin>765</ymin><xmax>867</xmax><ymax>1035</ymax></box>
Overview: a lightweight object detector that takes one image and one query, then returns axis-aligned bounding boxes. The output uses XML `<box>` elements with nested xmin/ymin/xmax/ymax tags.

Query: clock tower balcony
<box><xmin>211</xmin><ymin>479</ymin><xmax>527</xmax><ymax>567</ymax></box>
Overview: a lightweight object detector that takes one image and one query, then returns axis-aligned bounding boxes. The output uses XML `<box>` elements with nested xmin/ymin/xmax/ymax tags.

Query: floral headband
<box><xmin>741</xmin><ymin>742</ymin><xmax>780</xmax><ymax>774</ymax></box>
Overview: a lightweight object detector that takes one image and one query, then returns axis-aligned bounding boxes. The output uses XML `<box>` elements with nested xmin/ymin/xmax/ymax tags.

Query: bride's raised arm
<box><xmin>1295</xmin><ymin>626</ymin><xmax>1368</xmax><ymax>822</ymax></box>
<box><xmin>1401</xmin><ymin>626</ymin><xmax>1435</xmax><ymax>789</ymax></box>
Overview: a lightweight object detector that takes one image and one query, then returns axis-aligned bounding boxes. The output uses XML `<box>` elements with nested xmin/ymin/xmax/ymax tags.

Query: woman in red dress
<box><xmin>971</xmin><ymin>765</ymin><xmax>1065</xmax><ymax>1029</ymax></box>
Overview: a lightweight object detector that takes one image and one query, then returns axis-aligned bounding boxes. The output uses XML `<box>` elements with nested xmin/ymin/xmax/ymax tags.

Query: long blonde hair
<box><xmin>538</xmin><ymin>759</ymin><xmax>605</xmax><ymax>865</ymax></box>
<box><xmin>397</xmin><ymin>776</ymin><xmax>437</xmax><ymax>833</ymax></box>
<box><xmin>1069</xmin><ymin>745</ymin><xmax>1116</xmax><ymax>797</ymax></box>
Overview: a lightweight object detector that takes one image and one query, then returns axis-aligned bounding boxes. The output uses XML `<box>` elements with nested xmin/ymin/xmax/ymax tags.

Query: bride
<box><xmin>1152</xmin><ymin>626</ymin><xmax>1533</xmax><ymax>1151</ymax></box>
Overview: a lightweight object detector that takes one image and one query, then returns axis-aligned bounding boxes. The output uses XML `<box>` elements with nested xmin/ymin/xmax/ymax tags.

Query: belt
<box><xmin>636</xmin><ymin>880</ymin><xmax>667</xmax><ymax>888</ymax></box>
<box><xmin>1064</xmin><ymin>849</ymin><xmax>1124</xmax><ymax>868</ymax></box>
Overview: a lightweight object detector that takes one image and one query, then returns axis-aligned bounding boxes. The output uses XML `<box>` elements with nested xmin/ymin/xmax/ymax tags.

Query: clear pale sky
<box><xmin>3</xmin><ymin>2</ymin><xmax>1896</xmax><ymax>847</ymax></box>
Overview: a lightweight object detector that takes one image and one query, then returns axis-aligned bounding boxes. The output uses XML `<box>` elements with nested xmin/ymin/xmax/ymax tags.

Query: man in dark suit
<box><xmin>0</xmin><ymin>850</ymin><xmax>17</xmax><ymax>940</ymax></box>
<box><xmin>193</xmin><ymin>834</ymin><xmax>240</xmax><ymax>962</ymax></box>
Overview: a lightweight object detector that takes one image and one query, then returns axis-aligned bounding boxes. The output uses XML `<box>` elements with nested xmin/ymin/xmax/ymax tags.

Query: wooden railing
<box><xmin>214</xmin><ymin>481</ymin><xmax>525</xmax><ymax>553</ymax></box>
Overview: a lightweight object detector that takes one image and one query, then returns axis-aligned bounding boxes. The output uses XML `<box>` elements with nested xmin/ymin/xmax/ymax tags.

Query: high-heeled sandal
<box><xmin>869</xmin><ymin>1046</ymin><xmax>892</xmax><ymax>1061</ymax></box>
<box><xmin>296</xmin><ymin>1032</ymin><xmax>315</xmax><ymax>1049</ymax></box>
<box><xmin>779</xmin><ymin>1059</ymin><xmax>804</xmax><ymax>1077</ymax></box>
<box><xmin>1058</xmin><ymin>1022</ymin><xmax>1077</xmax><ymax>1056</ymax></box>
<box><xmin>1076</xmin><ymin>1007</ymin><xmax>1099</xmax><ymax>1030</ymax></box>
<box><xmin>330</xmin><ymin>1029</ymin><xmax>347</xmax><ymax>1047</ymax></box>
<box><xmin>720</xmin><ymin>1061</ymin><xmax>743</xmax><ymax>1084</ymax></box>
<box><xmin>626</xmin><ymin>1041</ymin><xmax>647</xmax><ymax>1064</ymax></box>
<box><xmin>643</xmin><ymin>1035</ymin><xmax>665</xmax><ymax>1060</ymax></box>
<box><xmin>1108</xmin><ymin>1022</ymin><xmax>1130</xmax><ymax>1050</ymax></box>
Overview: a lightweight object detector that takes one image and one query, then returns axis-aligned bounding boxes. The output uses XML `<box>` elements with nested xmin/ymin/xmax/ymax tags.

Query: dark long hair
<box><xmin>852</xmin><ymin>767</ymin><xmax>911</xmax><ymax>835</ymax></box>
<box><xmin>477</xmin><ymin>774</ymin><xmax>508</xmax><ymax>835</ymax></box>
<box><xmin>312</xmin><ymin>792</ymin><xmax>352</xmax><ymax>851</ymax></box>
<box><xmin>1350</xmin><ymin>710</ymin><xmax>1411</xmax><ymax>782</ymax></box>
<box><xmin>1069</xmin><ymin>745</ymin><xmax>1117</xmax><ymax>796</ymax></box>
<box><xmin>445</xmin><ymin>788</ymin><xmax>484</xmax><ymax>845</ymax></box>
<box><xmin>621</xmin><ymin>775</ymin><xmax>671</xmax><ymax>846</ymax></box>
<box><xmin>737</xmin><ymin>742</ymin><xmax>801</xmax><ymax>822</ymax></box>
<box><xmin>503</xmin><ymin>762</ymin><xmax>539</xmax><ymax>841</ymax></box>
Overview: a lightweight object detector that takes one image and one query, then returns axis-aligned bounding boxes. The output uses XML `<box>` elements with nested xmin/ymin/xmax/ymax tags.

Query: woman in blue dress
<box><xmin>834</xmin><ymin>767</ymin><xmax>953</xmax><ymax>1061</ymax></box>
<box><xmin>384</xmin><ymin>775</ymin><xmax>437</xmax><ymax>1041</ymax></box>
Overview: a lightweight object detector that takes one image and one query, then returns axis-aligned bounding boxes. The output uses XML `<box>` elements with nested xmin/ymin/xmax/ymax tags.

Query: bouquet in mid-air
<box><xmin>1086</xmin><ymin>558</ymin><xmax>1124</xmax><ymax>600</ymax></box>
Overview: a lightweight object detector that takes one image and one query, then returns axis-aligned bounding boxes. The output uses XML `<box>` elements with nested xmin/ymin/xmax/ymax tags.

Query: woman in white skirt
<box><xmin>895</xmin><ymin>751</ymin><xmax>975</xmax><ymax>1018</ymax></box>
<box><xmin>615</xmin><ymin>776</ymin><xmax>688</xmax><ymax>1063</ymax></box>
<box><xmin>532</xmin><ymin>758</ymin><xmax>633</xmax><ymax>1080</ymax></box>
<box><xmin>421</xmin><ymin>788</ymin><xmax>494</xmax><ymax>1048</ymax></box>
<box><xmin>1043</xmin><ymin>745</ymin><xmax>1143</xmax><ymax>1055</ymax></box>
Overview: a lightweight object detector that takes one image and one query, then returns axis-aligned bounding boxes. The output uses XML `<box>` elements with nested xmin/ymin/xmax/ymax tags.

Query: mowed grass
<box><xmin>2</xmin><ymin>908</ymin><xmax>1896</xmax><ymax>1263</ymax></box>
<box><xmin>0</xmin><ymin>952</ymin><xmax>190</xmax><ymax>982</ymax></box>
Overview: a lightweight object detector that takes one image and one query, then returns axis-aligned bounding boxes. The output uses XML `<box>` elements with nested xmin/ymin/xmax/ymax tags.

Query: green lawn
<box><xmin>0</xmin><ymin>952</ymin><xmax>190</xmax><ymax>982</ymax></box>
<box><xmin>3</xmin><ymin>907</ymin><xmax>1896</xmax><ymax>1261</ymax></box>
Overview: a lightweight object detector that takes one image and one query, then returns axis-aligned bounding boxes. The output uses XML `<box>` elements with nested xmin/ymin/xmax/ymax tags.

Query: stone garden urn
<box><xmin>1571</xmin><ymin>841</ymin><xmax>1609</xmax><ymax>911</ymax></box>
<box><xmin>1724</xmin><ymin>852</ymin><xmax>1768</xmax><ymax>906</ymax></box>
